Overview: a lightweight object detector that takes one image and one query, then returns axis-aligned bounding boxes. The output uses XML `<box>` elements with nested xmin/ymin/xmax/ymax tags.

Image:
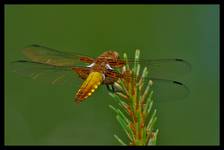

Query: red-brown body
<box><xmin>72</xmin><ymin>51</ymin><xmax>125</xmax><ymax>103</ymax></box>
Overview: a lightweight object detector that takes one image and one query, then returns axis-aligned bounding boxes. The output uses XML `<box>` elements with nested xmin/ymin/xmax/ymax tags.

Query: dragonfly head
<box><xmin>95</xmin><ymin>51</ymin><xmax>125</xmax><ymax>69</ymax></box>
<box><xmin>111</xmin><ymin>51</ymin><xmax>120</xmax><ymax>59</ymax></box>
<box><xmin>99</xmin><ymin>51</ymin><xmax>120</xmax><ymax>60</ymax></box>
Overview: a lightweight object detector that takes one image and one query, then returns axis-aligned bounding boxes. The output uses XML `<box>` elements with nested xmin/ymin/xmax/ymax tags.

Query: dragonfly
<box><xmin>11</xmin><ymin>44</ymin><xmax>191</xmax><ymax>103</ymax></box>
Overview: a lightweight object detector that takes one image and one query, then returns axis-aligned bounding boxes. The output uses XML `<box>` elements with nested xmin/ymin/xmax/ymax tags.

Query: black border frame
<box><xmin>2</xmin><ymin>0</ymin><xmax>222</xmax><ymax>148</ymax></box>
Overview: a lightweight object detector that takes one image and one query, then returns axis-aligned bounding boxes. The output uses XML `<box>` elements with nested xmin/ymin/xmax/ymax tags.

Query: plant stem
<box><xmin>109</xmin><ymin>49</ymin><xmax>158</xmax><ymax>146</ymax></box>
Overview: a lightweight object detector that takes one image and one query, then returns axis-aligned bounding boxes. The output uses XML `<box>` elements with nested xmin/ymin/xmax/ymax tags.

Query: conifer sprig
<box><xmin>109</xmin><ymin>50</ymin><xmax>159</xmax><ymax>146</ymax></box>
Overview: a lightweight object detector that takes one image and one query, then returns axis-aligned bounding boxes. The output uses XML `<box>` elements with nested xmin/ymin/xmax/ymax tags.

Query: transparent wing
<box><xmin>105</xmin><ymin>69</ymin><xmax>190</xmax><ymax>102</ymax></box>
<box><xmin>149</xmin><ymin>78</ymin><xmax>190</xmax><ymax>102</ymax></box>
<box><xmin>126</xmin><ymin>58</ymin><xmax>191</xmax><ymax>79</ymax></box>
<box><xmin>22</xmin><ymin>44</ymin><xmax>93</xmax><ymax>66</ymax></box>
<box><xmin>111</xmin><ymin>77</ymin><xmax>189</xmax><ymax>102</ymax></box>
<box><xmin>11</xmin><ymin>60</ymin><xmax>84</xmax><ymax>85</ymax></box>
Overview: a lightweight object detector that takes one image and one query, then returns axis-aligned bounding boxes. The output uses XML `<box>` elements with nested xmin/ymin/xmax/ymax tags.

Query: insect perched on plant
<box><xmin>12</xmin><ymin>44</ymin><xmax>191</xmax><ymax>103</ymax></box>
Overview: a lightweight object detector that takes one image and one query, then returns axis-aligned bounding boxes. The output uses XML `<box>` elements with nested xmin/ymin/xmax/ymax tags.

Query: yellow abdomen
<box><xmin>75</xmin><ymin>72</ymin><xmax>103</xmax><ymax>103</ymax></box>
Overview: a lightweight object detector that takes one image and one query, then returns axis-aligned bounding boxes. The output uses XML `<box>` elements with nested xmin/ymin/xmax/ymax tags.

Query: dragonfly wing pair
<box><xmin>123</xmin><ymin>58</ymin><xmax>191</xmax><ymax>102</ymax></box>
<box><xmin>11</xmin><ymin>44</ymin><xmax>190</xmax><ymax>102</ymax></box>
<box><xmin>11</xmin><ymin>44</ymin><xmax>89</xmax><ymax>85</ymax></box>
<box><xmin>11</xmin><ymin>60</ymin><xmax>78</xmax><ymax>85</ymax></box>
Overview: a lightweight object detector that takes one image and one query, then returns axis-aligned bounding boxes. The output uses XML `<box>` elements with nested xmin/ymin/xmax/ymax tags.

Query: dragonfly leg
<box><xmin>106</xmin><ymin>84</ymin><xmax>115</xmax><ymax>93</ymax></box>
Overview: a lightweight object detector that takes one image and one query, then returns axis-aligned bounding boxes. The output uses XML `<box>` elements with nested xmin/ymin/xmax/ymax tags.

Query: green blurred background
<box><xmin>5</xmin><ymin>5</ymin><xmax>219</xmax><ymax>145</ymax></box>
